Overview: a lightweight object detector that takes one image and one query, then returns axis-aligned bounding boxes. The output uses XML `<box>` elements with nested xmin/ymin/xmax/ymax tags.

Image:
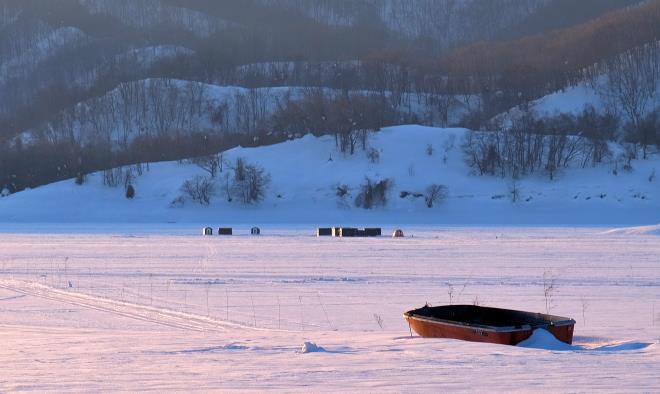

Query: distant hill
<box><xmin>1</xmin><ymin>0</ymin><xmax>657</xmax><ymax>196</ymax></box>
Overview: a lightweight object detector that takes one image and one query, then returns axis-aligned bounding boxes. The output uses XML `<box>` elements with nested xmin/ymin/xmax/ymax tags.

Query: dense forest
<box><xmin>0</xmin><ymin>0</ymin><xmax>658</xmax><ymax>194</ymax></box>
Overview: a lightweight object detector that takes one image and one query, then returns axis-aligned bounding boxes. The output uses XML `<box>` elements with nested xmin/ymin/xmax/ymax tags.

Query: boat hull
<box><xmin>404</xmin><ymin>305</ymin><xmax>575</xmax><ymax>346</ymax></box>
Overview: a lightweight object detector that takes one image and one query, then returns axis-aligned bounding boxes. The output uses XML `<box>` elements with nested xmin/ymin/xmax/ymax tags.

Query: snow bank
<box><xmin>601</xmin><ymin>224</ymin><xmax>660</xmax><ymax>236</ymax></box>
<box><xmin>518</xmin><ymin>329</ymin><xmax>655</xmax><ymax>352</ymax></box>
<box><xmin>517</xmin><ymin>329</ymin><xmax>575</xmax><ymax>351</ymax></box>
<box><xmin>298</xmin><ymin>342</ymin><xmax>325</xmax><ymax>353</ymax></box>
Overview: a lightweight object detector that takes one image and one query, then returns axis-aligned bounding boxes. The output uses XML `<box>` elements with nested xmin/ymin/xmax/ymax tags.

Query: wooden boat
<box><xmin>404</xmin><ymin>304</ymin><xmax>575</xmax><ymax>346</ymax></box>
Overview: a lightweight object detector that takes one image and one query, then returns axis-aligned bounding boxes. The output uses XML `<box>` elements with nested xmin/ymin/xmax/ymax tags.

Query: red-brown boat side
<box><xmin>404</xmin><ymin>305</ymin><xmax>575</xmax><ymax>346</ymax></box>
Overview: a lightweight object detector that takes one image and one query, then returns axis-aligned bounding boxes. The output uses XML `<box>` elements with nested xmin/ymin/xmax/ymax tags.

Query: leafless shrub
<box><xmin>74</xmin><ymin>172</ymin><xmax>86</xmax><ymax>185</ymax></box>
<box><xmin>425</xmin><ymin>184</ymin><xmax>448</xmax><ymax>208</ymax></box>
<box><xmin>336</xmin><ymin>184</ymin><xmax>350</xmax><ymax>207</ymax></box>
<box><xmin>443</xmin><ymin>134</ymin><xmax>456</xmax><ymax>152</ymax></box>
<box><xmin>367</xmin><ymin>148</ymin><xmax>380</xmax><ymax>163</ymax></box>
<box><xmin>102</xmin><ymin>167</ymin><xmax>124</xmax><ymax>187</ymax></box>
<box><xmin>229</xmin><ymin>157</ymin><xmax>271</xmax><ymax>205</ymax></box>
<box><xmin>221</xmin><ymin>172</ymin><xmax>233</xmax><ymax>202</ymax></box>
<box><xmin>463</xmin><ymin>108</ymin><xmax>617</xmax><ymax>178</ymax></box>
<box><xmin>192</xmin><ymin>154</ymin><xmax>221</xmax><ymax>178</ymax></box>
<box><xmin>442</xmin><ymin>134</ymin><xmax>456</xmax><ymax>164</ymax></box>
<box><xmin>169</xmin><ymin>195</ymin><xmax>185</xmax><ymax>208</ymax></box>
<box><xmin>123</xmin><ymin>168</ymin><xmax>135</xmax><ymax>189</ymax></box>
<box><xmin>373</xmin><ymin>313</ymin><xmax>384</xmax><ymax>329</ymax></box>
<box><xmin>509</xmin><ymin>181</ymin><xmax>521</xmax><ymax>203</ymax></box>
<box><xmin>333</xmin><ymin>183</ymin><xmax>348</xmax><ymax>196</ymax></box>
<box><xmin>125</xmin><ymin>184</ymin><xmax>135</xmax><ymax>199</ymax></box>
<box><xmin>543</xmin><ymin>270</ymin><xmax>557</xmax><ymax>314</ymax></box>
<box><xmin>408</xmin><ymin>164</ymin><xmax>415</xmax><ymax>177</ymax></box>
<box><xmin>181</xmin><ymin>175</ymin><xmax>216</xmax><ymax>205</ymax></box>
<box><xmin>355</xmin><ymin>177</ymin><xmax>393</xmax><ymax>209</ymax></box>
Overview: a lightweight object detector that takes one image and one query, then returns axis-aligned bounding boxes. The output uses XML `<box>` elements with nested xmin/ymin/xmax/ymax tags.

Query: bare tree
<box><xmin>228</xmin><ymin>157</ymin><xmax>271</xmax><ymax>204</ymax></box>
<box><xmin>601</xmin><ymin>47</ymin><xmax>658</xmax><ymax>158</ymax></box>
<box><xmin>181</xmin><ymin>175</ymin><xmax>216</xmax><ymax>205</ymax></box>
<box><xmin>242</xmin><ymin>163</ymin><xmax>271</xmax><ymax>204</ymax></box>
<box><xmin>355</xmin><ymin>177</ymin><xmax>393</xmax><ymax>209</ymax></box>
<box><xmin>193</xmin><ymin>154</ymin><xmax>221</xmax><ymax>178</ymax></box>
<box><xmin>424</xmin><ymin>184</ymin><xmax>448</xmax><ymax>208</ymax></box>
<box><xmin>509</xmin><ymin>180</ymin><xmax>521</xmax><ymax>203</ymax></box>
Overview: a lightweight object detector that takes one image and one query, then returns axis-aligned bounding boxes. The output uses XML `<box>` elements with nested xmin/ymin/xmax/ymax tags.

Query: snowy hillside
<box><xmin>21</xmin><ymin>79</ymin><xmax>470</xmax><ymax>147</ymax></box>
<box><xmin>506</xmin><ymin>74</ymin><xmax>660</xmax><ymax>121</ymax></box>
<box><xmin>21</xmin><ymin>81</ymin><xmax>296</xmax><ymax>146</ymax></box>
<box><xmin>2</xmin><ymin>125</ymin><xmax>658</xmax><ymax>225</ymax></box>
<box><xmin>79</xmin><ymin>0</ymin><xmax>237</xmax><ymax>37</ymax></box>
<box><xmin>257</xmin><ymin>0</ymin><xmax>552</xmax><ymax>48</ymax></box>
<box><xmin>0</xmin><ymin>26</ymin><xmax>88</xmax><ymax>82</ymax></box>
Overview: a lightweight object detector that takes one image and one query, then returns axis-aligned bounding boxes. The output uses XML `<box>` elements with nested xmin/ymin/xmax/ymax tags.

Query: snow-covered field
<box><xmin>1</xmin><ymin>226</ymin><xmax>658</xmax><ymax>392</ymax></box>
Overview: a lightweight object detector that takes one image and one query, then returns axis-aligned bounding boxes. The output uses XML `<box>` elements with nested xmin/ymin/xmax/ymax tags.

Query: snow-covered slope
<box><xmin>256</xmin><ymin>0</ymin><xmax>552</xmax><ymax>49</ymax></box>
<box><xmin>21</xmin><ymin>79</ymin><xmax>470</xmax><ymax>147</ymax></box>
<box><xmin>532</xmin><ymin>83</ymin><xmax>605</xmax><ymax>116</ymax></box>
<box><xmin>79</xmin><ymin>0</ymin><xmax>237</xmax><ymax>37</ymax></box>
<box><xmin>530</xmin><ymin>75</ymin><xmax>660</xmax><ymax>119</ymax></box>
<box><xmin>2</xmin><ymin>125</ymin><xmax>658</xmax><ymax>225</ymax></box>
<box><xmin>0</xmin><ymin>26</ymin><xmax>88</xmax><ymax>82</ymax></box>
<box><xmin>22</xmin><ymin>80</ymin><xmax>296</xmax><ymax>146</ymax></box>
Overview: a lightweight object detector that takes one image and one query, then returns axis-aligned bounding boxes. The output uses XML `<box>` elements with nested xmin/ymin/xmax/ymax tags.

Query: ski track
<box><xmin>0</xmin><ymin>278</ymin><xmax>269</xmax><ymax>333</ymax></box>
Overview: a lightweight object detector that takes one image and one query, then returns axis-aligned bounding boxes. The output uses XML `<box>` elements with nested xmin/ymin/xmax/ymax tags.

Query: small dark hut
<box><xmin>364</xmin><ymin>228</ymin><xmax>382</xmax><ymax>236</ymax></box>
<box><xmin>328</xmin><ymin>227</ymin><xmax>381</xmax><ymax>237</ymax></box>
<box><xmin>202</xmin><ymin>227</ymin><xmax>213</xmax><ymax>236</ymax></box>
<box><xmin>218</xmin><ymin>227</ymin><xmax>233</xmax><ymax>235</ymax></box>
<box><xmin>338</xmin><ymin>227</ymin><xmax>358</xmax><ymax>237</ymax></box>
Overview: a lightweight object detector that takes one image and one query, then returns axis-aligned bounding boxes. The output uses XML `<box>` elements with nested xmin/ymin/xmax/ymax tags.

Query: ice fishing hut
<box><xmin>251</xmin><ymin>227</ymin><xmax>261</xmax><ymax>235</ymax></box>
<box><xmin>218</xmin><ymin>227</ymin><xmax>233</xmax><ymax>235</ymax></box>
<box><xmin>392</xmin><ymin>229</ymin><xmax>405</xmax><ymax>238</ymax></box>
<box><xmin>364</xmin><ymin>228</ymin><xmax>382</xmax><ymax>236</ymax></box>
<box><xmin>335</xmin><ymin>227</ymin><xmax>358</xmax><ymax>237</ymax></box>
<box><xmin>317</xmin><ymin>228</ymin><xmax>333</xmax><ymax>236</ymax></box>
<box><xmin>202</xmin><ymin>227</ymin><xmax>213</xmax><ymax>236</ymax></box>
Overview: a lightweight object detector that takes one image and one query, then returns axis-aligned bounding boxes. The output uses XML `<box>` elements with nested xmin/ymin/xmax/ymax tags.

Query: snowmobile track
<box><xmin>0</xmin><ymin>279</ymin><xmax>249</xmax><ymax>332</ymax></box>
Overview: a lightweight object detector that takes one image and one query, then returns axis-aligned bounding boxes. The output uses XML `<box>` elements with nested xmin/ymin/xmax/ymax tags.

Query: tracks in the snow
<box><xmin>0</xmin><ymin>279</ymin><xmax>260</xmax><ymax>332</ymax></box>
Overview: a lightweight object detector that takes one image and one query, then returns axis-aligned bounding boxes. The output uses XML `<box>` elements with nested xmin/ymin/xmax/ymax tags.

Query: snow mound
<box><xmin>518</xmin><ymin>329</ymin><xmax>656</xmax><ymax>352</ymax></box>
<box><xmin>601</xmin><ymin>224</ymin><xmax>660</xmax><ymax>236</ymax></box>
<box><xmin>517</xmin><ymin>329</ymin><xmax>575</xmax><ymax>351</ymax></box>
<box><xmin>298</xmin><ymin>342</ymin><xmax>325</xmax><ymax>353</ymax></box>
<box><xmin>590</xmin><ymin>342</ymin><xmax>655</xmax><ymax>352</ymax></box>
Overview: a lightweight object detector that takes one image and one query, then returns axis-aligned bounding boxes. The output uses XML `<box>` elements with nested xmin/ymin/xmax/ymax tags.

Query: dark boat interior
<box><xmin>407</xmin><ymin>305</ymin><xmax>572</xmax><ymax>329</ymax></box>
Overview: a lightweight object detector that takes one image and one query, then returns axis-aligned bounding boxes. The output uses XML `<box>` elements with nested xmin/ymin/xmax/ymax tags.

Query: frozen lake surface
<box><xmin>1</xmin><ymin>226</ymin><xmax>658</xmax><ymax>392</ymax></box>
